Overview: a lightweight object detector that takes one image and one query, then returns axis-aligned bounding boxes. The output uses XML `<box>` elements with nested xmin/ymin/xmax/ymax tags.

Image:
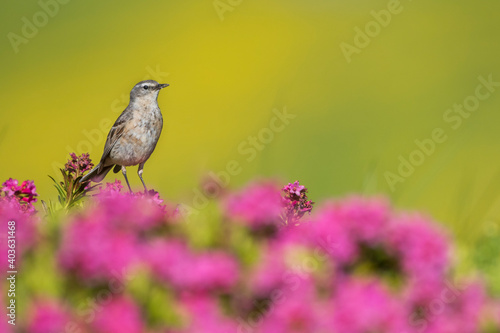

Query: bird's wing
<box><xmin>98</xmin><ymin>109</ymin><xmax>133</xmax><ymax>169</ymax></box>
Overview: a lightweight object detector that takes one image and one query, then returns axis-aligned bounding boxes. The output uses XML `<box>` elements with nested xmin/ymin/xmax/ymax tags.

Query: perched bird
<box><xmin>81</xmin><ymin>80</ymin><xmax>169</xmax><ymax>192</ymax></box>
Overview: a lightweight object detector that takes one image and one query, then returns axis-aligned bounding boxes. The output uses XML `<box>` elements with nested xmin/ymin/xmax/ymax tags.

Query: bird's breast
<box><xmin>109</xmin><ymin>107</ymin><xmax>163</xmax><ymax>166</ymax></box>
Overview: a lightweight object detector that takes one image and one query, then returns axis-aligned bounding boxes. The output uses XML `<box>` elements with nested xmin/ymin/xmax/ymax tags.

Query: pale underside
<box><xmin>100</xmin><ymin>104</ymin><xmax>163</xmax><ymax>168</ymax></box>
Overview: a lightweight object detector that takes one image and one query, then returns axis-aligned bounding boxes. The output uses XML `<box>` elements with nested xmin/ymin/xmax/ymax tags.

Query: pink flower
<box><xmin>11</xmin><ymin>175</ymin><xmax>496</xmax><ymax>333</ymax></box>
<box><xmin>145</xmin><ymin>238</ymin><xmax>186</xmax><ymax>280</ymax></box>
<box><xmin>97</xmin><ymin>183</ymin><xmax>169</xmax><ymax>230</ymax></box>
<box><xmin>0</xmin><ymin>318</ymin><xmax>14</xmax><ymax>333</ymax></box>
<box><xmin>134</xmin><ymin>189</ymin><xmax>168</xmax><ymax>209</ymax></box>
<box><xmin>330</xmin><ymin>278</ymin><xmax>409</xmax><ymax>333</ymax></box>
<box><xmin>179</xmin><ymin>295</ymin><xmax>239</xmax><ymax>333</ymax></box>
<box><xmin>256</xmin><ymin>279</ymin><xmax>329</xmax><ymax>333</ymax></box>
<box><xmin>99</xmin><ymin>180</ymin><xmax>171</xmax><ymax>216</ymax></box>
<box><xmin>333</xmin><ymin>196</ymin><xmax>390</xmax><ymax>244</ymax></box>
<box><xmin>282</xmin><ymin>181</ymin><xmax>305</xmax><ymax>197</ymax></box>
<box><xmin>224</xmin><ymin>181</ymin><xmax>283</xmax><ymax>229</ymax></box>
<box><xmin>183</xmin><ymin>250</ymin><xmax>239</xmax><ymax>291</ymax></box>
<box><xmin>1</xmin><ymin>178</ymin><xmax>20</xmax><ymax>197</ymax></box>
<box><xmin>91</xmin><ymin>297</ymin><xmax>144</xmax><ymax>333</ymax></box>
<box><xmin>386</xmin><ymin>214</ymin><xmax>450</xmax><ymax>286</ymax></box>
<box><xmin>1</xmin><ymin>178</ymin><xmax>38</xmax><ymax>213</ymax></box>
<box><xmin>20</xmin><ymin>180</ymin><xmax>38</xmax><ymax>203</ymax></box>
<box><xmin>58</xmin><ymin>213</ymin><xmax>139</xmax><ymax>281</ymax></box>
<box><xmin>281</xmin><ymin>181</ymin><xmax>314</xmax><ymax>225</ymax></box>
<box><xmin>145</xmin><ymin>239</ymin><xmax>239</xmax><ymax>292</ymax></box>
<box><xmin>300</xmin><ymin>206</ymin><xmax>357</xmax><ymax>264</ymax></box>
<box><xmin>28</xmin><ymin>301</ymin><xmax>73</xmax><ymax>333</ymax></box>
<box><xmin>409</xmin><ymin>282</ymin><xmax>486</xmax><ymax>333</ymax></box>
<box><xmin>102</xmin><ymin>179</ymin><xmax>124</xmax><ymax>194</ymax></box>
<box><xmin>249</xmin><ymin>246</ymin><xmax>288</xmax><ymax>295</ymax></box>
<box><xmin>279</xmin><ymin>197</ymin><xmax>397</xmax><ymax>271</ymax></box>
<box><xmin>0</xmin><ymin>198</ymin><xmax>37</xmax><ymax>275</ymax></box>
<box><xmin>65</xmin><ymin>152</ymin><xmax>94</xmax><ymax>178</ymax></box>
<box><xmin>58</xmin><ymin>191</ymin><xmax>168</xmax><ymax>281</ymax></box>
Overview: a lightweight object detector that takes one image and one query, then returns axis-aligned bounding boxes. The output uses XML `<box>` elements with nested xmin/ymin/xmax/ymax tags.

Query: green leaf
<box><xmin>53</xmin><ymin>183</ymin><xmax>67</xmax><ymax>203</ymax></box>
<box><xmin>41</xmin><ymin>200</ymin><xmax>49</xmax><ymax>215</ymax></box>
<box><xmin>49</xmin><ymin>174</ymin><xmax>66</xmax><ymax>200</ymax></box>
<box><xmin>48</xmin><ymin>175</ymin><xmax>58</xmax><ymax>185</ymax></box>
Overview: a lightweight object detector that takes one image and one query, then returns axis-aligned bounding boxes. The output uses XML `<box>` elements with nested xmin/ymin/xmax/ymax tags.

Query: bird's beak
<box><xmin>159</xmin><ymin>83</ymin><xmax>169</xmax><ymax>89</ymax></box>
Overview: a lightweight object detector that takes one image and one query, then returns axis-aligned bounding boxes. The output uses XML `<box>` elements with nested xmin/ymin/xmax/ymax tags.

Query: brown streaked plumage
<box><xmin>80</xmin><ymin>80</ymin><xmax>169</xmax><ymax>192</ymax></box>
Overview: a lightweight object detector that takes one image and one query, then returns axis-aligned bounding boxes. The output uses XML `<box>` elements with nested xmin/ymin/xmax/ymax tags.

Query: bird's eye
<box><xmin>143</xmin><ymin>85</ymin><xmax>149</xmax><ymax>90</ymax></box>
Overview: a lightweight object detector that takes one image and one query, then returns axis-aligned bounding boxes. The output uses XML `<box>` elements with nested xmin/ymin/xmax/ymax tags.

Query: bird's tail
<box><xmin>80</xmin><ymin>163</ymin><xmax>114</xmax><ymax>183</ymax></box>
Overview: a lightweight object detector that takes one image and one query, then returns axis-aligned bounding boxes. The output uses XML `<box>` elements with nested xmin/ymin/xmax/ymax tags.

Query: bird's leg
<box><xmin>121</xmin><ymin>166</ymin><xmax>132</xmax><ymax>193</ymax></box>
<box><xmin>138</xmin><ymin>163</ymin><xmax>148</xmax><ymax>194</ymax></box>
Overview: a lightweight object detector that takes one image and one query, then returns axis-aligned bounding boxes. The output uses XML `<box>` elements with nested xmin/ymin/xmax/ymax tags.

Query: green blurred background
<box><xmin>1</xmin><ymin>0</ymin><xmax>500</xmax><ymax>268</ymax></box>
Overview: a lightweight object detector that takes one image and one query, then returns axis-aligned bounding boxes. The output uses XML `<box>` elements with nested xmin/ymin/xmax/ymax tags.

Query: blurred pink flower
<box><xmin>179</xmin><ymin>295</ymin><xmax>239</xmax><ymax>333</ymax></box>
<box><xmin>28</xmin><ymin>301</ymin><xmax>73</xmax><ymax>333</ymax></box>
<box><xmin>1</xmin><ymin>178</ymin><xmax>20</xmax><ymax>197</ymax></box>
<box><xmin>386</xmin><ymin>214</ymin><xmax>450</xmax><ymax>289</ymax></box>
<box><xmin>11</xmin><ymin>177</ymin><xmax>497</xmax><ymax>332</ymax></box>
<box><xmin>91</xmin><ymin>297</ymin><xmax>144</xmax><ymax>333</ymax></box>
<box><xmin>180</xmin><ymin>250</ymin><xmax>239</xmax><ymax>291</ymax></box>
<box><xmin>224</xmin><ymin>182</ymin><xmax>283</xmax><ymax>228</ymax></box>
<box><xmin>257</xmin><ymin>279</ymin><xmax>330</xmax><ymax>333</ymax></box>
<box><xmin>0</xmin><ymin>319</ymin><xmax>13</xmax><ymax>333</ymax></box>
<box><xmin>99</xmin><ymin>180</ymin><xmax>172</xmax><ymax>217</ymax></box>
<box><xmin>145</xmin><ymin>239</ymin><xmax>239</xmax><ymax>292</ymax></box>
<box><xmin>289</xmin><ymin>197</ymin><xmax>390</xmax><ymax>265</ymax></box>
<box><xmin>249</xmin><ymin>246</ymin><xmax>288</xmax><ymax>296</ymax></box>
<box><xmin>330</xmin><ymin>278</ymin><xmax>409</xmax><ymax>333</ymax></box>
<box><xmin>102</xmin><ymin>179</ymin><xmax>124</xmax><ymax>194</ymax></box>
<box><xmin>334</xmin><ymin>196</ymin><xmax>390</xmax><ymax>244</ymax></box>
<box><xmin>59</xmin><ymin>215</ymin><xmax>140</xmax><ymax>281</ymax></box>
<box><xmin>1</xmin><ymin>178</ymin><xmax>38</xmax><ymax>213</ymax></box>
<box><xmin>0</xmin><ymin>197</ymin><xmax>37</xmax><ymax>275</ymax></box>
<box><xmin>97</xmin><ymin>181</ymin><xmax>170</xmax><ymax>230</ymax></box>
<box><xmin>58</xmin><ymin>189</ymin><xmax>169</xmax><ymax>281</ymax></box>
<box><xmin>410</xmin><ymin>282</ymin><xmax>486</xmax><ymax>333</ymax></box>
<box><xmin>20</xmin><ymin>180</ymin><xmax>38</xmax><ymax>203</ymax></box>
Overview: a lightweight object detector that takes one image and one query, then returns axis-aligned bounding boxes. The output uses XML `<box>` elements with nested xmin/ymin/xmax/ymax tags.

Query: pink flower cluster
<box><xmin>223</xmin><ymin>181</ymin><xmax>284</xmax><ymax>229</ymax></box>
<box><xmin>20</xmin><ymin>180</ymin><xmax>500</xmax><ymax>332</ymax></box>
<box><xmin>281</xmin><ymin>181</ymin><xmax>314</xmax><ymax>225</ymax></box>
<box><xmin>1</xmin><ymin>178</ymin><xmax>38</xmax><ymax>214</ymax></box>
<box><xmin>65</xmin><ymin>152</ymin><xmax>94</xmax><ymax>179</ymax></box>
<box><xmin>0</xmin><ymin>178</ymin><xmax>38</xmax><ymax>276</ymax></box>
<box><xmin>58</xmin><ymin>180</ymin><xmax>173</xmax><ymax>282</ymax></box>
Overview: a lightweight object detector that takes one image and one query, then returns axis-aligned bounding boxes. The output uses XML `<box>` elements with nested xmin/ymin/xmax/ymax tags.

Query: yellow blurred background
<box><xmin>1</xmin><ymin>0</ymin><xmax>500</xmax><ymax>255</ymax></box>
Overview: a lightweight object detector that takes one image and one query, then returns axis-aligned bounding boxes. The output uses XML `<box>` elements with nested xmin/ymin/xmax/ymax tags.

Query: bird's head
<box><xmin>130</xmin><ymin>80</ymin><xmax>169</xmax><ymax>102</ymax></box>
